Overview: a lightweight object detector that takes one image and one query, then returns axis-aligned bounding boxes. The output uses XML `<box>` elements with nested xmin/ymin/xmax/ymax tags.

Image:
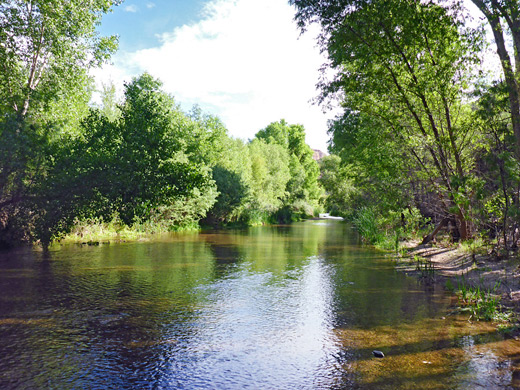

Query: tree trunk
<box><xmin>421</xmin><ymin>217</ymin><xmax>449</xmax><ymax>245</ymax></box>
<box><xmin>456</xmin><ymin>207</ymin><xmax>469</xmax><ymax>241</ymax></box>
<box><xmin>471</xmin><ymin>0</ymin><xmax>520</xmax><ymax>159</ymax></box>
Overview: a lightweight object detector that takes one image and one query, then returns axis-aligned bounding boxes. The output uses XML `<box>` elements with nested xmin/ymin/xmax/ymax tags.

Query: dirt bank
<box><xmin>396</xmin><ymin>241</ymin><xmax>520</xmax><ymax>314</ymax></box>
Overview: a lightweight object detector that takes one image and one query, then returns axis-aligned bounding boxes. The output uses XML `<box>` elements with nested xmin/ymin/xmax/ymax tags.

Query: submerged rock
<box><xmin>372</xmin><ymin>350</ymin><xmax>385</xmax><ymax>358</ymax></box>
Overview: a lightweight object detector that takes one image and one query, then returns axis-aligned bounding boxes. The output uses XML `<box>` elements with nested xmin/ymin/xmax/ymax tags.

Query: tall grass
<box><xmin>351</xmin><ymin>207</ymin><xmax>383</xmax><ymax>245</ymax></box>
<box><xmin>349</xmin><ymin>206</ymin><xmax>427</xmax><ymax>251</ymax></box>
<box><xmin>60</xmin><ymin>214</ymin><xmax>200</xmax><ymax>244</ymax></box>
<box><xmin>455</xmin><ymin>275</ymin><xmax>512</xmax><ymax>322</ymax></box>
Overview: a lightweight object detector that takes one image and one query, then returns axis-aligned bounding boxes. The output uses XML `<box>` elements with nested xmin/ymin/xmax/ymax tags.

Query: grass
<box><xmin>59</xmin><ymin>215</ymin><xmax>200</xmax><ymax>244</ymax></box>
<box><xmin>351</xmin><ymin>207</ymin><xmax>383</xmax><ymax>245</ymax></box>
<box><xmin>348</xmin><ymin>206</ymin><xmax>433</xmax><ymax>254</ymax></box>
<box><xmin>454</xmin><ymin>275</ymin><xmax>513</xmax><ymax>323</ymax></box>
<box><xmin>414</xmin><ymin>254</ymin><xmax>436</xmax><ymax>281</ymax></box>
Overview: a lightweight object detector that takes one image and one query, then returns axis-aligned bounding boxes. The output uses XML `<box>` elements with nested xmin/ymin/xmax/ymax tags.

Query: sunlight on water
<box><xmin>0</xmin><ymin>221</ymin><xmax>518</xmax><ymax>389</ymax></box>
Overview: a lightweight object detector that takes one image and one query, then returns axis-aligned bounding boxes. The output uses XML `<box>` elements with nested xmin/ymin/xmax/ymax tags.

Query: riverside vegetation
<box><xmin>2</xmin><ymin>1</ymin><xmax>520</xmax><ymax>323</ymax></box>
<box><xmin>292</xmin><ymin>0</ymin><xmax>520</xmax><ymax>326</ymax></box>
<box><xmin>0</xmin><ymin>1</ymin><xmax>323</xmax><ymax>247</ymax></box>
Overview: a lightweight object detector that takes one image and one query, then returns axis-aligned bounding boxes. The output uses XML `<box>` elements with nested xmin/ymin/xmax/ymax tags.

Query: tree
<box><xmin>470</xmin><ymin>0</ymin><xmax>520</xmax><ymax>159</ymax></box>
<box><xmin>98</xmin><ymin>81</ymin><xmax>121</xmax><ymax>122</ymax></box>
<box><xmin>256</xmin><ymin>120</ymin><xmax>322</xmax><ymax>210</ymax></box>
<box><xmin>248</xmin><ymin>139</ymin><xmax>291</xmax><ymax>213</ymax></box>
<box><xmin>319</xmin><ymin>154</ymin><xmax>357</xmax><ymax>216</ymax></box>
<box><xmin>291</xmin><ymin>0</ymin><xmax>482</xmax><ymax>239</ymax></box>
<box><xmin>208</xmin><ymin>165</ymin><xmax>249</xmax><ymax>224</ymax></box>
<box><xmin>0</xmin><ymin>0</ymin><xmax>119</xmax><ymax>246</ymax></box>
<box><xmin>0</xmin><ymin>0</ymin><xmax>119</xmax><ymax>119</ymax></box>
<box><xmin>473</xmin><ymin>81</ymin><xmax>520</xmax><ymax>249</ymax></box>
<box><xmin>204</xmin><ymin>137</ymin><xmax>253</xmax><ymax>224</ymax></box>
<box><xmin>32</xmin><ymin>74</ymin><xmax>216</xmax><ymax>244</ymax></box>
<box><xmin>327</xmin><ymin>110</ymin><xmax>413</xmax><ymax>216</ymax></box>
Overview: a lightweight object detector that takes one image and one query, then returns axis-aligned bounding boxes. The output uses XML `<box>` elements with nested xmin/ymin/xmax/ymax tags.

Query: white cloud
<box><xmin>124</xmin><ymin>4</ymin><xmax>138</xmax><ymax>13</ymax></box>
<box><xmin>146</xmin><ymin>2</ymin><xmax>156</xmax><ymax>9</ymax></box>
<box><xmin>90</xmin><ymin>62</ymin><xmax>133</xmax><ymax>105</ymax></box>
<box><xmin>98</xmin><ymin>0</ymin><xmax>334</xmax><ymax>151</ymax></box>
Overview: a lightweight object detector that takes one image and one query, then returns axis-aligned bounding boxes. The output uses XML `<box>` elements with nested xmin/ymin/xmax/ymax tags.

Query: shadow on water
<box><xmin>0</xmin><ymin>220</ymin><xmax>519</xmax><ymax>389</ymax></box>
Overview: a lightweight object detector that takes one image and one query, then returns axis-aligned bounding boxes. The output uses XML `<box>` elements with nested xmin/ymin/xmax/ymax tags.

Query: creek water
<box><xmin>0</xmin><ymin>220</ymin><xmax>519</xmax><ymax>389</ymax></box>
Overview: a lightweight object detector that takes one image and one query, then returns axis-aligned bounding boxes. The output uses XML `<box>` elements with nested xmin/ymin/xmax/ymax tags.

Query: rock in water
<box><xmin>372</xmin><ymin>350</ymin><xmax>385</xmax><ymax>358</ymax></box>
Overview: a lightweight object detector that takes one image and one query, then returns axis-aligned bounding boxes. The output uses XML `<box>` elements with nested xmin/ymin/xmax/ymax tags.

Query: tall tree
<box><xmin>256</xmin><ymin>120</ymin><xmax>322</xmax><ymax>206</ymax></box>
<box><xmin>470</xmin><ymin>0</ymin><xmax>520</xmax><ymax>158</ymax></box>
<box><xmin>0</xmin><ymin>1</ymin><xmax>118</xmax><ymax>245</ymax></box>
<box><xmin>0</xmin><ymin>0</ymin><xmax>119</xmax><ymax>119</ymax></box>
<box><xmin>32</xmin><ymin>74</ymin><xmax>215</xmax><ymax>244</ymax></box>
<box><xmin>248</xmin><ymin>139</ymin><xmax>291</xmax><ymax>213</ymax></box>
<box><xmin>319</xmin><ymin>154</ymin><xmax>357</xmax><ymax>216</ymax></box>
<box><xmin>291</xmin><ymin>0</ymin><xmax>482</xmax><ymax>239</ymax></box>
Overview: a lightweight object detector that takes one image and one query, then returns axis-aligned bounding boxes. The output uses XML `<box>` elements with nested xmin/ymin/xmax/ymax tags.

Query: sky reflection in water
<box><xmin>0</xmin><ymin>221</ymin><xmax>518</xmax><ymax>389</ymax></box>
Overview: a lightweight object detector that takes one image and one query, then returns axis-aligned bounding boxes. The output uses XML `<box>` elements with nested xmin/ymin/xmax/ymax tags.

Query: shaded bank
<box><xmin>396</xmin><ymin>240</ymin><xmax>520</xmax><ymax>327</ymax></box>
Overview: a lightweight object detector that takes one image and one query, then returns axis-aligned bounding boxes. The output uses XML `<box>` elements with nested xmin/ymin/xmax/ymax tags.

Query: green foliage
<box><xmin>471</xmin><ymin>81</ymin><xmax>520</xmax><ymax>249</ymax></box>
<box><xmin>31</xmin><ymin>74</ymin><xmax>216</xmax><ymax>244</ymax></box>
<box><xmin>207</xmin><ymin>165</ymin><xmax>249</xmax><ymax>224</ymax></box>
<box><xmin>456</xmin><ymin>277</ymin><xmax>511</xmax><ymax>322</ymax></box>
<box><xmin>186</xmin><ymin>106</ymin><xmax>230</xmax><ymax>166</ymax></box>
<box><xmin>469</xmin><ymin>0</ymin><xmax>520</xmax><ymax>158</ymax></box>
<box><xmin>292</xmin><ymin>0</ymin><xmax>485</xmax><ymax>241</ymax></box>
<box><xmin>328</xmin><ymin>111</ymin><xmax>413</xmax><ymax>213</ymax></box>
<box><xmin>61</xmin><ymin>215</ymin><xmax>143</xmax><ymax>243</ymax></box>
<box><xmin>0</xmin><ymin>117</ymin><xmax>52</xmax><ymax>245</ymax></box>
<box><xmin>139</xmin><ymin>186</ymin><xmax>218</xmax><ymax>233</ymax></box>
<box><xmin>1</xmin><ymin>68</ymin><xmax>324</xmax><ymax>245</ymax></box>
<box><xmin>248</xmin><ymin>139</ymin><xmax>291</xmax><ymax>213</ymax></box>
<box><xmin>351</xmin><ymin>207</ymin><xmax>383</xmax><ymax>245</ymax></box>
<box><xmin>203</xmin><ymin>120</ymin><xmax>322</xmax><ymax>226</ymax></box>
<box><xmin>255</xmin><ymin>120</ymin><xmax>323</xmax><ymax>219</ymax></box>
<box><xmin>255</xmin><ymin>119</ymin><xmax>290</xmax><ymax>148</ymax></box>
<box><xmin>98</xmin><ymin>81</ymin><xmax>121</xmax><ymax>122</ymax></box>
<box><xmin>319</xmin><ymin>154</ymin><xmax>356</xmax><ymax>216</ymax></box>
<box><xmin>0</xmin><ymin>0</ymin><xmax>118</xmax><ymax>246</ymax></box>
<box><xmin>203</xmin><ymin>137</ymin><xmax>253</xmax><ymax>224</ymax></box>
<box><xmin>0</xmin><ymin>0</ymin><xmax>119</xmax><ymax>119</ymax></box>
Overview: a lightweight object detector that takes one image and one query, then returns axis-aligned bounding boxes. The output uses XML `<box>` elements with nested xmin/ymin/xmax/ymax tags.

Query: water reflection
<box><xmin>0</xmin><ymin>221</ymin><xmax>518</xmax><ymax>389</ymax></box>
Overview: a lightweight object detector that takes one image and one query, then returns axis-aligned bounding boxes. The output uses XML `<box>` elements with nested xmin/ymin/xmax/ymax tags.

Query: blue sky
<box><xmin>98</xmin><ymin>1</ymin><xmax>207</xmax><ymax>52</ymax></box>
<box><xmin>94</xmin><ymin>0</ymin><xmax>333</xmax><ymax>152</ymax></box>
<box><xmin>93</xmin><ymin>0</ymin><xmax>496</xmax><ymax>153</ymax></box>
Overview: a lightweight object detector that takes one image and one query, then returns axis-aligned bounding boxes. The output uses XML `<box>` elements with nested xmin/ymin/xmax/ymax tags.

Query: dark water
<box><xmin>0</xmin><ymin>221</ymin><xmax>519</xmax><ymax>389</ymax></box>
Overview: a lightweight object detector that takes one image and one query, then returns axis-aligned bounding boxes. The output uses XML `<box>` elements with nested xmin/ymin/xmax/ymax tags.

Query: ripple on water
<box><xmin>0</xmin><ymin>221</ymin><xmax>519</xmax><ymax>389</ymax></box>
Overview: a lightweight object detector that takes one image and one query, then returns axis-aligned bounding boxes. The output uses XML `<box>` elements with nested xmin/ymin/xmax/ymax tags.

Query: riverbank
<box><xmin>396</xmin><ymin>240</ymin><xmax>520</xmax><ymax>324</ymax></box>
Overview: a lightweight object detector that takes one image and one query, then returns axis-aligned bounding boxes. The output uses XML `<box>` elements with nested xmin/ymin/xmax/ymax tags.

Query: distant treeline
<box><xmin>4</xmin><ymin>0</ymin><xmax>520</xmax><ymax>254</ymax></box>
<box><xmin>0</xmin><ymin>72</ymin><xmax>323</xmax><ymax>247</ymax></box>
<box><xmin>0</xmin><ymin>1</ymin><xmax>325</xmax><ymax>248</ymax></box>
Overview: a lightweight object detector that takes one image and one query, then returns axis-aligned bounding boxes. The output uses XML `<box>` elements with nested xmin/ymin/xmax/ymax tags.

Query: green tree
<box><xmin>319</xmin><ymin>154</ymin><xmax>357</xmax><ymax>216</ymax></box>
<box><xmin>328</xmin><ymin>110</ymin><xmax>413</xmax><ymax>215</ymax></box>
<box><xmin>208</xmin><ymin>165</ymin><xmax>250</xmax><ymax>224</ymax></box>
<box><xmin>256</xmin><ymin>120</ymin><xmax>322</xmax><ymax>212</ymax></box>
<box><xmin>0</xmin><ymin>0</ymin><xmax>119</xmax><ymax>119</ymax></box>
<box><xmin>471</xmin><ymin>0</ymin><xmax>520</xmax><ymax>159</ymax></box>
<box><xmin>473</xmin><ymin>81</ymin><xmax>520</xmax><ymax>249</ymax></box>
<box><xmin>204</xmin><ymin>137</ymin><xmax>253</xmax><ymax>224</ymax></box>
<box><xmin>32</xmin><ymin>74</ymin><xmax>216</xmax><ymax>244</ymax></box>
<box><xmin>248</xmin><ymin>139</ymin><xmax>291</xmax><ymax>214</ymax></box>
<box><xmin>186</xmin><ymin>106</ymin><xmax>229</xmax><ymax>166</ymax></box>
<box><xmin>291</xmin><ymin>0</ymin><xmax>482</xmax><ymax>240</ymax></box>
<box><xmin>98</xmin><ymin>81</ymin><xmax>121</xmax><ymax>122</ymax></box>
<box><xmin>0</xmin><ymin>0</ymin><xmax>119</xmax><ymax>246</ymax></box>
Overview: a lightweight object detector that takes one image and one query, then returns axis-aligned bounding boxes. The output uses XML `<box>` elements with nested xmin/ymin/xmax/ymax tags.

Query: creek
<box><xmin>0</xmin><ymin>220</ymin><xmax>519</xmax><ymax>389</ymax></box>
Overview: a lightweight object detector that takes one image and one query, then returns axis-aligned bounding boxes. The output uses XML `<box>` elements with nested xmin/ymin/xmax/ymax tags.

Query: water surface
<box><xmin>0</xmin><ymin>221</ymin><xmax>519</xmax><ymax>389</ymax></box>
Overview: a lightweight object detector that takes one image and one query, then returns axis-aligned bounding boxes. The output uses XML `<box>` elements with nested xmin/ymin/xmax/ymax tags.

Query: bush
<box><xmin>352</xmin><ymin>206</ymin><xmax>383</xmax><ymax>245</ymax></box>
